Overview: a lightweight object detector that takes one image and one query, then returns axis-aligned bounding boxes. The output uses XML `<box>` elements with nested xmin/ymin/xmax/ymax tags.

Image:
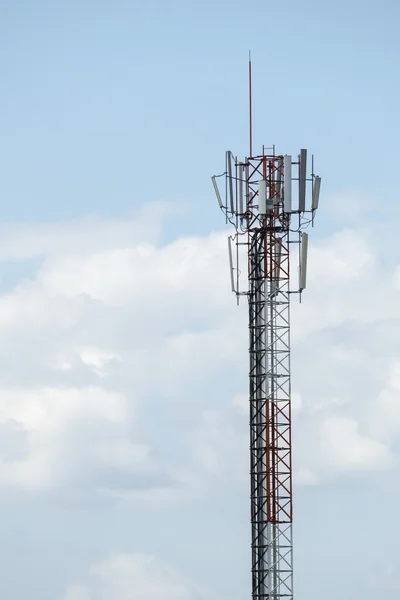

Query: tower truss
<box><xmin>212</xmin><ymin>143</ymin><xmax>320</xmax><ymax>599</ymax></box>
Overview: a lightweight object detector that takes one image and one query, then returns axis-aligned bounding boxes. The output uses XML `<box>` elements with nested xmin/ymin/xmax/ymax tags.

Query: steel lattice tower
<box><xmin>212</xmin><ymin>60</ymin><xmax>321</xmax><ymax>600</ymax></box>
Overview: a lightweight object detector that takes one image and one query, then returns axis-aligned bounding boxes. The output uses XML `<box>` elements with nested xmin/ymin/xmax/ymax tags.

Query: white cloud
<box><xmin>188</xmin><ymin>409</ymin><xmax>247</xmax><ymax>479</ymax></box>
<box><xmin>307</xmin><ymin>228</ymin><xmax>375</xmax><ymax>285</ymax></box>
<box><xmin>0</xmin><ymin>202</ymin><xmax>171</xmax><ymax>262</ymax></box>
<box><xmin>320</xmin><ymin>416</ymin><xmax>393</xmax><ymax>471</ymax></box>
<box><xmin>367</xmin><ymin>562</ymin><xmax>400</xmax><ymax>591</ymax></box>
<box><xmin>64</xmin><ymin>554</ymin><xmax>203</xmax><ymax>600</ymax></box>
<box><xmin>0</xmin><ymin>212</ymin><xmax>396</xmax><ymax>504</ymax></box>
<box><xmin>78</xmin><ymin>347</ymin><xmax>121</xmax><ymax>377</ymax></box>
<box><xmin>366</xmin><ymin>360</ymin><xmax>400</xmax><ymax>442</ymax></box>
<box><xmin>64</xmin><ymin>587</ymin><xmax>91</xmax><ymax>600</ymax></box>
<box><xmin>296</xmin><ymin>466</ymin><xmax>317</xmax><ymax>485</ymax></box>
<box><xmin>232</xmin><ymin>393</ymin><xmax>248</xmax><ymax>414</ymax></box>
<box><xmin>0</xmin><ymin>220</ymin><xmax>244</xmax><ymax>499</ymax></box>
<box><xmin>0</xmin><ymin>385</ymin><xmax>156</xmax><ymax>492</ymax></box>
<box><xmin>291</xmin><ymin>227</ymin><xmax>399</xmax><ymax>343</ymax></box>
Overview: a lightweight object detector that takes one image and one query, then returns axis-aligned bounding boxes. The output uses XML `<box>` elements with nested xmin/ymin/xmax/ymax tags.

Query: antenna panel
<box><xmin>245</xmin><ymin>161</ymin><xmax>249</xmax><ymax>214</ymax></box>
<box><xmin>238</xmin><ymin>166</ymin><xmax>244</xmax><ymax>214</ymax></box>
<box><xmin>258</xmin><ymin>180</ymin><xmax>267</xmax><ymax>214</ymax></box>
<box><xmin>299</xmin><ymin>149</ymin><xmax>307</xmax><ymax>212</ymax></box>
<box><xmin>272</xmin><ymin>241</ymin><xmax>282</xmax><ymax>295</ymax></box>
<box><xmin>284</xmin><ymin>155</ymin><xmax>292</xmax><ymax>213</ymax></box>
<box><xmin>276</xmin><ymin>157</ymin><xmax>283</xmax><ymax>200</ymax></box>
<box><xmin>211</xmin><ymin>176</ymin><xmax>223</xmax><ymax>208</ymax></box>
<box><xmin>299</xmin><ymin>232</ymin><xmax>308</xmax><ymax>291</ymax></box>
<box><xmin>226</xmin><ymin>151</ymin><xmax>234</xmax><ymax>213</ymax></box>
<box><xmin>312</xmin><ymin>176</ymin><xmax>321</xmax><ymax>210</ymax></box>
<box><xmin>227</xmin><ymin>236</ymin><xmax>235</xmax><ymax>293</ymax></box>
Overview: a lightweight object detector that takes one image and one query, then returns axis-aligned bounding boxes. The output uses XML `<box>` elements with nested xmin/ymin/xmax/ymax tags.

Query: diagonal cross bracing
<box><xmin>248</xmin><ymin>156</ymin><xmax>293</xmax><ymax>600</ymax></box>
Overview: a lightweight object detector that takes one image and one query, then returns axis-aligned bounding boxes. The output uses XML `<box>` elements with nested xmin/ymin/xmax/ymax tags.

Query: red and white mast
<box><xmin>212</xmin><ymin>59</ymin><xmax>321</xmax><ymax>599</ymax></box>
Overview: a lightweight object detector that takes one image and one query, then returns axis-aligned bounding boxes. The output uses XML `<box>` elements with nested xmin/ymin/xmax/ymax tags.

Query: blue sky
<box><xmin>0</xmin><ymin>2</ymin><xmax>400</xmax><ymax>599</ymax></box>
<box><xmin>1</xmin><ymin>0</ymin><xmax>399</xmax><ymax>224</ymax></box>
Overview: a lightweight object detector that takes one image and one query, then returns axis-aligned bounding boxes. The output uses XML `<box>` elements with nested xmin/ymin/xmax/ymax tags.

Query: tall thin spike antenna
<box><xmin>249</xmin><ymin>51</ymin><xmax>253</xmax><ymax>158</ymax></box>
<box><xmin>212</xmin><ymin>61</ymin><xmax>321</xmax><ymax>600</ymax></box>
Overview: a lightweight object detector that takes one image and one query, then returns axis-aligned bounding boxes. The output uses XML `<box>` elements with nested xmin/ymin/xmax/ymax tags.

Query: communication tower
<box><xmin>211</xmin><ymin>58</ymin><xmax>321</xmax><ymax>600</ymax></box>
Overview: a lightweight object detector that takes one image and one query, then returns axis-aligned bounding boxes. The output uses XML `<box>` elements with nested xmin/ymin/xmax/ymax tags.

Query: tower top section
<box><xmin>212</xmin><ymin>148</ymin><xmax>321</xmax><ymax>299</ymax></box>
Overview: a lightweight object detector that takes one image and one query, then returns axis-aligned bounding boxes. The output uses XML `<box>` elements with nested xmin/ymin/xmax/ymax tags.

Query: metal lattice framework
<box><xmin>248</xmin><ymin>155</ymin><xmax>293</xmax><ymax>599</ymax></box>
<box><xmin>212</xmin><ymin>138</ymin><xmax>320</xmax><ymax>600</ymax></box>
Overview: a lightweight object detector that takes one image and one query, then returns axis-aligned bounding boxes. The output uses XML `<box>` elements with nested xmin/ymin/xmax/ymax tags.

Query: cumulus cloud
<box><xmin>0</xmin><ymin>202</ymin><xmax>171</xmax><ymax>262</ymax></box>
<box><xmin>188</xmin><ymin>408</ymin><xmax>247</xmax><ymax>479</ymax></box>
<box><xmin>289</xmin><ymin>225</ymin><xmax>400</xmax><ymax>483</ymax></box>
<box><xmin>0</xmin><ymin>385</ymin><xmax>158</xmax><ymax>493</ymax></box>
<box><xmin>64</xmin><ymin>554</ymin><xmax>204</xmax><ymax>600</ymax></box>
<box><xmin>0</xmin><ymin>210</ymin><xmax>396</xmax><ymax>505</ymax></box>
<box><xmin>320</xmin><ymin>416</ymin><xmax>393</xmax><ymax>471</ymax></box>
<box><xmin>0</xmin><ymin>215</ymin><xmax>244</xmax><ymax>501</ymax></box>
<box><xmin>367</xmin><ymin>562</ymin><xmax>400</xmax><ymax>592</ymax></box>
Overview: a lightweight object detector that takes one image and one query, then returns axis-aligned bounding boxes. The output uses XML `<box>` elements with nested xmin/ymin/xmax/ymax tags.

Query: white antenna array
<box><xmin>212</xmin><ymin>149</ymin><xmax>321</xmax><ymax>298</ymax></box>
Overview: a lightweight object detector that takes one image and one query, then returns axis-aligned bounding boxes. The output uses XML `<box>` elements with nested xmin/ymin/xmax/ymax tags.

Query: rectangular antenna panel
<box><xmin>227</xmin><ymin>236</ymin><xmax>235</xmax><ymax>293</ymax></box>
<box><xmin>226</xmin><ymin>151</ymin><xmax>234</xmax><ymax>213</ymax></box>
<box><xmin>258</xmin><ymin>180</ymin><xmax>267</xmax><ymax>214</ymax></box>
<box><xmin>276</xmin><ymin>157</ymin><xmax>283</xmax><ymax>200</ymax></box>
<box><xmin>284</xmin><ymin>155</ymin><xmax>292</xmax><ymax>213</ymax></box>
<box><xmin>245</xmin><ymin>162</ymin><xmax>249</xmax><ymax>214</ymax></box>
<box><xmin>312</xmin><ymin>176</ymin><xmax>321</xmax><ymax>210</ymax></box>
<box><xmin>238</xmin><ymin>166</ymin><xmax>244</xmax><ymax>214</ymax></box>
<box><xmin>272</xmin><ymin>242</ymin><xmax>282</xmax><ymax>295</ymax></box>
<box><xmin>211</xmin><ymin>176</ymin><xmax>223</xmax><ymax>208</ymax></box>
<box><xmin>299</xmin><ymin>232</ymin><xmax>309</xmax><ymax>291</ymax></box>
<box><xmin>299</xmin><ymin>149</ymin><xmax>307</xmax><ymax>212</ymax></box>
